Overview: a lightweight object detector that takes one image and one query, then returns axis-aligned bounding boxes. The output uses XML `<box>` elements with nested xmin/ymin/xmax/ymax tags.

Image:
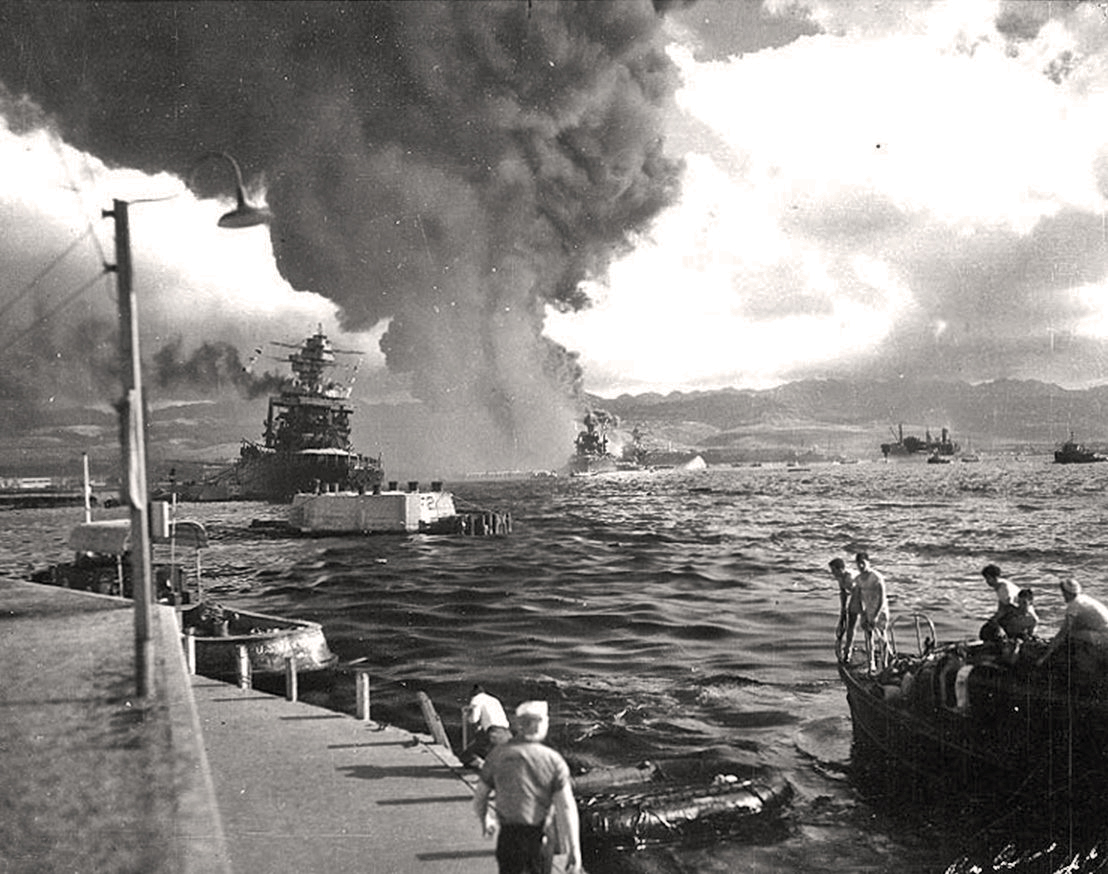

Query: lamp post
<box><xmin>104</xmin><ymin>153</ymin><xmax>270</xmax><ymax>699</ymax></box>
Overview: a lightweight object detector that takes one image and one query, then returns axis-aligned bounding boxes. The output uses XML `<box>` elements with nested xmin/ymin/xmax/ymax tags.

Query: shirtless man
<box><xmin>1038</xmin><ymin>578</ymin><xmax>1108</xmax><ymax>674</ymax></box>
<box><xmin>829</xmin><ymin>558</ymin><xmax>862</xmax><ymax>662</ymax></box>
<box><xmin>853</xmin><ymin>552</ymin><xmax>889</xmax><ymax>673</ymax></box>
<box><xmin>981</xmin><ymin>564</ymin><xmax>1020</xmax><ymax>639</ymax></box>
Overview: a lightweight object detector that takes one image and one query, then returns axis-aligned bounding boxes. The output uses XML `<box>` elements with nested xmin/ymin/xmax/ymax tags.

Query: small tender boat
<box><xmin>30</xmin><ymin>517</ymin><xmax>208</xmax><ymax>601</ymax></box>
<box><xmin>30</xmin><ymin>517</ymin><xmax>337</xmax><ymax>684</ymax></box>
<box><xmin>572</xmin><ymin>758</ymin><xmax>792</xmax><ymax>849</ymax></box>
<box><xmin>178</xmin><ymin>601</ymin><xmax>338</xmax><ymax>683</ymax></box>
<box><xmin>839</xmin><ymin>612</ymin><xmax>1108</xmax><ymax>799</ymax></box>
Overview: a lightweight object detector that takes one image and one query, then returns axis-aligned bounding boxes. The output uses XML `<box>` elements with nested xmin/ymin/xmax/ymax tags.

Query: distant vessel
<box><xmin>568</xmin><ymin>410</ymin><xmax>619</xmax><ymax>476</ymax></box>
<box><xmin>162</xmin><ymin>327</ymin><xmax>383</xmax><ymax>502</ymax></box>
<box><xmin>1054</xmin><ymin>432</ymin><xmax>1106</xmax><ymax>464</ymax></box>
<box><xmin>880</xmin><ymin>424</ymin><xmax>959</xmax><ymax>461</ymax></box>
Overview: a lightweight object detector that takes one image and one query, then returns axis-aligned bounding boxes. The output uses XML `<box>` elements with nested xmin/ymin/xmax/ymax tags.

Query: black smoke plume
<box><xmin>0</xmin><ymin>1</ymin><xmax>683</xmax><ymax>469</ymax></box>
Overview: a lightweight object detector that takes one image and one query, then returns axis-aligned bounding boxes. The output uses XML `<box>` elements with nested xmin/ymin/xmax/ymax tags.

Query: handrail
<box><xmin>888</xmin><ymin>612</ymin><xmax>937</xmax><ymax>657</ymax></box>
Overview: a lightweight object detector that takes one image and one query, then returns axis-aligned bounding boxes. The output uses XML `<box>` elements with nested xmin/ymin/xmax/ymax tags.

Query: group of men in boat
<box><xmin>831</xmin><ymin>554</ymin><xmax>1108</xmax><ymax>676</ymax></box>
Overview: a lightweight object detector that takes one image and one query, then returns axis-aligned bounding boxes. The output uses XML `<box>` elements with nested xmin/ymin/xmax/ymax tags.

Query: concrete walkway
<box><xmin>190</xmin><ymin>675</ymin><xmax>497</xmax><ymax>874</ymax></box>
<box><xmin>0</xmin><ymin>579</ymin><xmax>497</xmax><ymax>873</ymax></box>
<box><xmin>0</xmin><ymin>579</ymin><xmax>225</xmax><ymax>874</ymax></box>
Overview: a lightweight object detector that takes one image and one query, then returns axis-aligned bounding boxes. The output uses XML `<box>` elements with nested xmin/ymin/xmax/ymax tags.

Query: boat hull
<box><xmin>165</xmin><ymin>450</ymin><xmax>384</xmax><ymax>503</ymax></box>
<box><xmin>839</xmin><ymin>642</ymin><xmax>1108</xmax><ymax>799</ymax></box>
<box><xmin>567</xmin><ymin>454</ymin><xmax>618</xmax><ymax>476</ymax></box>
<box><xmin>180</xmin><ymin>604</ymin><xmax>338</xmax><ymax>681</ymax></box>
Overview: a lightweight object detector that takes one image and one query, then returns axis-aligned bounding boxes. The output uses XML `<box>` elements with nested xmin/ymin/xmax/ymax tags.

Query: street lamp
<box><xmin>103</xmin><ymin>152</ymin><xmax>270</xmax><ymax>699</ymax></box>
<box><xmin>191</xmin><ymin>151</ymin><xmax>273</xmax><ymax>229</ymax></box>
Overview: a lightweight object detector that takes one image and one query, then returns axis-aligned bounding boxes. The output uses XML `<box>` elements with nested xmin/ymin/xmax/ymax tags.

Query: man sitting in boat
<box><xmin>999</xmin><ymin>588</ymin><xmax>1038</xmax><ymax>641</ymax></box>
<box><xmin>1037</xmin><ymin>578</ymin><xmax>1108</xmax><ymax>675</ymax></box>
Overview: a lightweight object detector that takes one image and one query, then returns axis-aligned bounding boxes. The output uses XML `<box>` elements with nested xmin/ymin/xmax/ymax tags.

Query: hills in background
<box><xmin>591</xmin><ymin>378</ymin><xmax>1108</xmax><ymax>465</ymax></box>
<box><xmin>3</xmin><ymin>377</ymin><xmax>1107</xmax><ymax>481</ymax></box>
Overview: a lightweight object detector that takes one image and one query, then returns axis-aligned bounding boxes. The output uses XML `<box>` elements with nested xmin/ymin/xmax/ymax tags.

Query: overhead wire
<box><xmin>3</xmin><ymin>269</ymin><xmax>112</xmax><ymax>353</ymax></box>
<box><xmin>0</xmin><ymin>227</ymin><xmax>96</xmax><ymax>325</ymax></box>
<box><xmin>0</xmin><ymin>128</ymin><xmax>118</xmax><ymax>352</ymax></box>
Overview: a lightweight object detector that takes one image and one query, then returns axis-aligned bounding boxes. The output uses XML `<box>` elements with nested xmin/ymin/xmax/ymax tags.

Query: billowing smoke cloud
<box><xmin>0</xmin><ymin>1</ymin><xmax>684</xmax><ymax>471</ymax></box>
<box><xmin>152</xmin><ymin>339</ymin><xmax>284</xmax><ymax>400</ymax></box>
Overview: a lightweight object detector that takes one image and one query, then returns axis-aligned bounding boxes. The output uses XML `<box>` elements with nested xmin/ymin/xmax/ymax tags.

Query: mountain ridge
<box><xmin>2</xmin><ymin>377</ymin><xmax>1105</xmax><ymax>478</ymax></box>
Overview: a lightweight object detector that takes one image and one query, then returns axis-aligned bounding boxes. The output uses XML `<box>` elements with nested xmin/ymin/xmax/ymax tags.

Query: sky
<box><xmin>549</xmin><ymin>0</ymin><xmax>1108</xmax><ymax>394</ymax></box>
<box><xmin>0</xmin><ymin>1</ymin><xmax>1106</xmax><ymax>470</ymax></box>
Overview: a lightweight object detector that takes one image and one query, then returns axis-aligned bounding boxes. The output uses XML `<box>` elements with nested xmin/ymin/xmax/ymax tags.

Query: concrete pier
<box><xmin>191</xmin><ymin>676</ymin><xmax>494</xmax><ymax>873</ymax></box>
<box><xmin>0</xmin><ymin>579</ymin><xmax>494</xmax><ymax>873</ymax></box>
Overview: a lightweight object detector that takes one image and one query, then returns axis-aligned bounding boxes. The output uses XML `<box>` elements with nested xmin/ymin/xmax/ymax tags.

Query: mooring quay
<box><xmin>0</xmin><ymin>578</ymin><xmax>496</xmax><ymax>874</ymax></box>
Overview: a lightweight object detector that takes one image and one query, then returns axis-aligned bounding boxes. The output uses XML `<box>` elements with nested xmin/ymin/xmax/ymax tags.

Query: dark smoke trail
<box><xmin>0</xmin><ymin>1</ymin><xmax>684</xmax><ymax>469</ymax></box>
<box><xmin>152</xmin><ymin>339</ymin><xmax>285</xmax><ymax>400</ymax></box>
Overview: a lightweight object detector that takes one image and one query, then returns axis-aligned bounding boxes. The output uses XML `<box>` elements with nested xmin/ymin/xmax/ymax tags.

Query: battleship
<box><xmin>567</xmin><ymin>410</ymin><xmax>620</xmax><ymax>476</ymax></box>
<box><xmin>880</xmin><ymin>424</ymin><xmax>959</xmax><ymax>461</ymax></box>
<box><xmin>161</xmin><ymin>327</ymin><xmax>383</xmax><ymax>502</ymax></box>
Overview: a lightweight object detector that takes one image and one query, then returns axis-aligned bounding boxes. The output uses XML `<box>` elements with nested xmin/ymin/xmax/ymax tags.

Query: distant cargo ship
<box><xmin>160</xmin><ymin>327</ymin><xmax>383</xmax><ymax>502</ymax></box>
<box><xmin>880</xmin><ymin>424</ymin><xmax>959</xmax><ymax>461</ymax></box>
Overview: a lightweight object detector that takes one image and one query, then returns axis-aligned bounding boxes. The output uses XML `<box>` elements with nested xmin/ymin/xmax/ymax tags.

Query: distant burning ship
<box><xmin>568</xmin><ymin>410</ymin><xmax>619</xmax><ymax>476</ymax></box>
<box><xmin>166</xmin><ymin>327</ymin><xmax>383</xmax><ymax>502</ymax></box>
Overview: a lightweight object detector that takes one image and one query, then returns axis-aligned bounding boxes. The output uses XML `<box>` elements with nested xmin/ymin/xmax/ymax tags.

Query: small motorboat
<box><xmin>839</xmin><ymin>612</ymin><xmax>1108</xmax><ymax>800</ymax></box>
<box><xmin>30</xmin><ymin>517</ymin><xmax>338</xmax><ymax>685</ymax></box>
<box><xmin>30</xmin><ymin>517</ymin><xmax>208</xmax><ymax>601</ymax></box>
<box><xmin>178</xmin><ymin>601</ymin><xmax>338</xmax><ymax>683</ymax></box>
<box><xmin>571</xmin><ymin>757</ymin><xmax>792</xmax><ymax>849</ymax></box>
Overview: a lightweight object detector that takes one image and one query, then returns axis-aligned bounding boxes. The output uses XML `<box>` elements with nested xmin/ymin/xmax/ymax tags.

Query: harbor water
<box><xmin>5</xmin><ymin>458</ymin><xmax>1108</xmax><ymax>873</ymax></box>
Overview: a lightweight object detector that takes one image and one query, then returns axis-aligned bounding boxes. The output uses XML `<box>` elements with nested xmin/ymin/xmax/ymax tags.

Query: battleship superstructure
<box><xmin>568</xmin><ymin>410</ymin><xmax>619</xmax><ymax>476</ymax></box>
<box><xmin>165</xmin><ymin>327</ymin><xmax>383</xmax><ymax>502</ymax></box>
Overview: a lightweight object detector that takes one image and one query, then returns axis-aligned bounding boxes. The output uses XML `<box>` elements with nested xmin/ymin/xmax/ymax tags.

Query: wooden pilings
<box><xmin>284</xmin><ymin>657</ymin><xmax>298</xmax><ymax>702</ymax></box>
<box><xmin>236</xmin><ymin>645</ymin><xmax>251</xmax><ymax>690</ymax></box>
<box><xmin>417</xmin><ymin>691</ymin><xmax>453</xmax><ymax>751</ymax></box>
<box><xmin>452</xmin><ymin>511</ymin><xmax>512</xmax><ymax>536</ymax></box>
<box><xmin>460</xmin><ymin>707</ymin><xmax>471</xmax><ymax>752</ymax></box>
<box><xmin>355</xmin><ymin>669</ymin><xmax>372</xmax><ymax>722</ymax></box>
<box><xmin>183</xmin><ymin>630</ymin><xmax>197</xmax><ymax>675</ymax></box>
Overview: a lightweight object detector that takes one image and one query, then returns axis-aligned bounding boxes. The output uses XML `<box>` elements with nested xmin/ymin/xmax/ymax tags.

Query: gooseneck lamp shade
<box><xmin>217</xmin><ymin>187</ymin><xmax>273</xmax><ymax>228</ymax></box>
<box><xmin>192</xmin><ymin>150</ymin><xmax>273</xmax><ymax>228</ymax></box>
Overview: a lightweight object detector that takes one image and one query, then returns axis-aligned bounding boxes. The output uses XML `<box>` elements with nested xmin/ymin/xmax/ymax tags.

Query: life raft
<box><xmin>573</xmin><ymin>760</ymin><xmax>792</xmax><ymax>848</ymax></box>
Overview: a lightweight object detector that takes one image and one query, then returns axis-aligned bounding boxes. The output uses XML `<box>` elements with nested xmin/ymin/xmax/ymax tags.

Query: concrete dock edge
<box><xmin>152</xmin><ymin>603</ymin><xmax>233</xmax><ymax>873</ymax></box>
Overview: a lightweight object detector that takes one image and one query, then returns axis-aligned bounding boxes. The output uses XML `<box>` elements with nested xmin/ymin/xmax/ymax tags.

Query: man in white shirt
<box><xmin>461</xmin><ymin>684</ymin><xmax>511</xmax><ymax>767</ymax></box>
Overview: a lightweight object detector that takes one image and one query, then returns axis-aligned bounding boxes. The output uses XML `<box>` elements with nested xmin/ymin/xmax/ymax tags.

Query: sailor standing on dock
<box><xmin>474</xmin><ymin>700</ymin><xmax>582</xmax><ymax>874</ymax></box>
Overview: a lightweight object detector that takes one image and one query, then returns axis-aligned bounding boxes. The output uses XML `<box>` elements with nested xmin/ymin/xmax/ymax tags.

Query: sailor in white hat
<box><xmin>472</xmin><ymin>701</ymin><xmax>582</xmax><ymax>873</ymax></box>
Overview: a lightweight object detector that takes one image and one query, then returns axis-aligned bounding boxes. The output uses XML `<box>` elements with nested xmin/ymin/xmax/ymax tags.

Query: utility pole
<box><xmin>104</xmin><ymin>199</ymin><xmax>154</xmax><ymax>700</ymax></box>
<box><xmin>102</xmin><ymin>154</ymin><xmax>269</xmax><ymax>700</ymax></box>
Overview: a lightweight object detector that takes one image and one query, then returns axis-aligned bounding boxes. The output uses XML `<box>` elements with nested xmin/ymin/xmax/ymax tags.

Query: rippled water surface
<box><xmin>6</xmin><ymin>458</ymin><xmax>1108</xmax><ymax>873</ymax></box>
